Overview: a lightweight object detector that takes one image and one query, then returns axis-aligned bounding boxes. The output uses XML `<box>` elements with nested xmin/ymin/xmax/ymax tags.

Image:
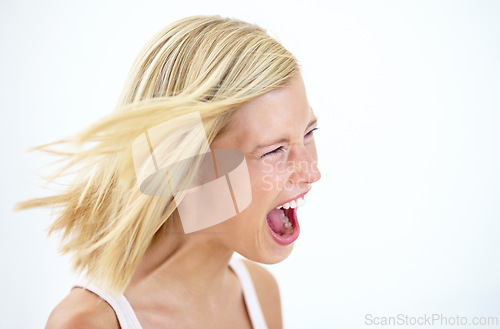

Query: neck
<box><xmin>127</xmin><ymin>215</ymin><xmax>234</xmax><ymax>306</ymax></box>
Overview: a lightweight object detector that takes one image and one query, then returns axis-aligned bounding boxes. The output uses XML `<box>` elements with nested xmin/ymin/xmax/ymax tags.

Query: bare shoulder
<box><xmin>241</xmin><ymin>259</ymin><xmax>283</xmax><ymax>329</ymax></box>
<box><xmin>45</xmin><ymin>287</ymin><xmax>119</xmax><ymax>329</ymax></box>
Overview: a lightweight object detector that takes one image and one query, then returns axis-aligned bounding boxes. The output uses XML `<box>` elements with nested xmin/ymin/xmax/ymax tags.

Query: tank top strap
<box><xmin>229</xmin><ymin>257</ymin><xmax>269</xmax><ymax>329</ymax></box>
<box><xmin>74</xmin><ymin>281</ymin><xmax>143</xmax><ymax>329</ymax></box>
<box><xmin>75</xmin><ymin>258</ymin><xmax>268</xmax><ymax>329</ymax></box>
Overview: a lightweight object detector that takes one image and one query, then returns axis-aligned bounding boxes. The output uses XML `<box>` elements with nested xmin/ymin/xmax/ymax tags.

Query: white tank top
<box><xmin>74</xmin><ymin>257</ymin><xmax>268</xmax><ymax>329</ymax></box>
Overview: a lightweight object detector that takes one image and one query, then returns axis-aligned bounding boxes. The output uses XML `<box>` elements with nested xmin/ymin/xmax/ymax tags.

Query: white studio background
<box><xmin>1</xmin><ymin>0</ymin><xmax>499</xmax><ymax>328</ymax></box>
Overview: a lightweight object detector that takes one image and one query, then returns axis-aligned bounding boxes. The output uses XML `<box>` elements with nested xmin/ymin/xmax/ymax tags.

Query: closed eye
<box><xmin>262</xmin><ymin>146</ymin><xmax>285</xmax><ymax>158</ymax></box>
<box><xmin>305</xmin><ymin>127</ymin><xmax>318</xmax><ymax>138</ymax></box>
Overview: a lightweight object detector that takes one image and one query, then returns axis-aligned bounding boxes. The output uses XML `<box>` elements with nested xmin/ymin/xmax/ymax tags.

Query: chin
<box><xmin>218</xmin><ymin>206</ymin><xmax>300</xmax><ymax>263</ymax></box>
<box><xmin>236</xmin><ymin>217</ymin><xmax>297</xmax><ymax>265</ymax></box>
<box><xmin>263</xmin><ymin>243</ymin><xmax>294</xmax><ymax>264</ymax></box>
<box><xmin>237</xmin><ymin>243</ymin><xmax>294</xmax><ymax>265</ymax></box>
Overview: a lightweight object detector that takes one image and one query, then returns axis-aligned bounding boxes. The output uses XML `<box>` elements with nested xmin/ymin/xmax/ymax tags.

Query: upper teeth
<box><xmin>276</xmin><ymin>195</ymin><xmax>306</xmax><ymax>209</ymax></box>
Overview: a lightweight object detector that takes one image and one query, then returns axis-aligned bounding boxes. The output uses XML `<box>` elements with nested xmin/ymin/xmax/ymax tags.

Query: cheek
<box><xmin>249</xmin><ymin>158</ymin><xmax>291</xmax><ymax>194</ymax></box>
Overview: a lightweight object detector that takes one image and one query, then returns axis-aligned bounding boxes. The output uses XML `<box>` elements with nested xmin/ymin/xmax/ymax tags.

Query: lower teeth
<box><xmin>280</xmin><ymin>209</ymin><xmax>293</xmax><ymax>236</ymax></box>
<box><xmin>280</xmin><ymin>209</ymin><xmax>293</xmax><ymax>235</ymax></box>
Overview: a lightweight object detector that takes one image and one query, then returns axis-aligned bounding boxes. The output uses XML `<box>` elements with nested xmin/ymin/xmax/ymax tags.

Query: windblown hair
<box><xmin>15</xmin><ymin>15</ymin><xmax>298</xmax><ymax>293</ymax></box>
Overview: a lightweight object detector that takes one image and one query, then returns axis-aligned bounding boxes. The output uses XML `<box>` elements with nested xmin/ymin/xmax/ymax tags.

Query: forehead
<box><xmin>216</xmin><ymin>74</ymin><xmax>313</xmax><ymax>150</ymax></box>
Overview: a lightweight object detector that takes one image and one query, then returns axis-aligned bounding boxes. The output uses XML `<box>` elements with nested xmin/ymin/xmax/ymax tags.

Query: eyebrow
<box><xmin>253</xmin><ymin>117</ymin><xmax>318</xmax><ymax>151</ymax></box>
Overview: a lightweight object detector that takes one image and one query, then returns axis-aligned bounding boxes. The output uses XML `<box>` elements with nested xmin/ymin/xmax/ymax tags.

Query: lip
<box><xmin>272</xmin><ymin>188</ymin><xmax>311</xmax><ymax>210</ymax></box>
<box><xmin>267</xmin><ymin>207</ymin><xmax>300</xmax><ymax>246</ymax></box>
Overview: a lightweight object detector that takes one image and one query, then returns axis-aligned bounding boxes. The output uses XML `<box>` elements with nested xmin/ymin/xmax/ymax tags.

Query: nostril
<box><xmin>301</xmin><ymin>160</ymin><xmax>321</xmax><ymax>184</ymax></box>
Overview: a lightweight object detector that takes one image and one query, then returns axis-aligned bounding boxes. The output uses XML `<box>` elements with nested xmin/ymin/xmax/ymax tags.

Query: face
<box><xmin>207</xmin><ymin>73</ymin><xmax>321</xmax><ymax>263</ymax></box>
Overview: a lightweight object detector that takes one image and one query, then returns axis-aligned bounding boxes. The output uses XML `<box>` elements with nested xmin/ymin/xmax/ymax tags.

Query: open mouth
<box><xmin>266</xmin><ymin>195</ymin><xmax>306</xmax><ymax>245</ymax></box>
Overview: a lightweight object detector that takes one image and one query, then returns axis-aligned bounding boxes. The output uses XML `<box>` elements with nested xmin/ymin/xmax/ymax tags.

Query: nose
<box><xmin>288</xmin><ymin>145</ymin><xmax>321</xmax><ymax>186</ymax></box>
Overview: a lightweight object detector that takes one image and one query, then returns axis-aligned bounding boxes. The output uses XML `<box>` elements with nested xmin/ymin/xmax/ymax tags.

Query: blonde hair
<box><xmin>15</xmin><ymin>15</ymin><xmax>298</xmax><ymax>293</ymax></box>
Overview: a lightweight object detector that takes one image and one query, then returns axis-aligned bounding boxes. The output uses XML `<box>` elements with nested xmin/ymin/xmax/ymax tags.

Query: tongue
<box><xmin>267</xmin><ymin>209</ymin><xmax>284</xmax><ymax>234</ymax></box>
